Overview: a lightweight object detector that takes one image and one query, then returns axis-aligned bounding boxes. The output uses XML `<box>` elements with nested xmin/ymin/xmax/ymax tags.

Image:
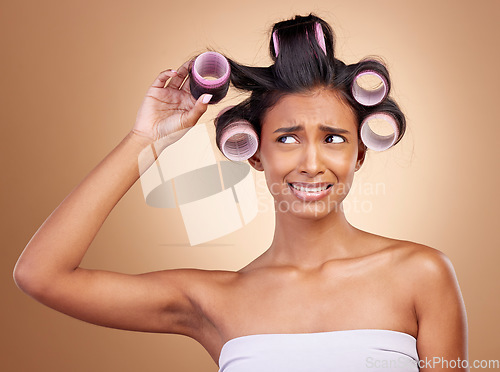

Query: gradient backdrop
<box><xmin>2</xmin><ymin>0</ymin><xmax>499</xmax><ymax>371</ymax></box>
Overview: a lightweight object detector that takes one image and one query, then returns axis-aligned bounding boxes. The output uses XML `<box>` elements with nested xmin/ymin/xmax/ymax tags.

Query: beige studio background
<box><xmin>1</xmin><ymin>0</ymin><xmax>499</xmax><ymax>371</ymax></box>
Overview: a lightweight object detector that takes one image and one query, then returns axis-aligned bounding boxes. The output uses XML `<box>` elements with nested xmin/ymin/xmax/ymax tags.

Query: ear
<box><xmin>355</xmin><ymin>141</ymin><xmax>367</xmax><ymax>172</ymax></box>
<box><xmin>247</xmin><ymin>149</ymin><xmax>264</xmax><ymax>171</ymax></box>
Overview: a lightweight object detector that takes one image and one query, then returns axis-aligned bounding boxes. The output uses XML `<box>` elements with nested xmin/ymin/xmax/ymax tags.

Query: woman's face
<box><xmin>250</xmin><ymin>88</ymin><xmax>365</xmax><ymax>219</ymax></box>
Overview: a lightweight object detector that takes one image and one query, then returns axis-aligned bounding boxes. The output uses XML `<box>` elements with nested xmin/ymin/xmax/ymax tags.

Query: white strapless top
<box><xmin>218</xmin><ymin>329</ymin><xmax>419</xmax><ymax>372</ymax></box>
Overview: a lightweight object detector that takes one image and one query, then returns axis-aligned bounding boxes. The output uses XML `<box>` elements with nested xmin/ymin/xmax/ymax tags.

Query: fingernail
<box><xmin>202</xmin><ymin>94</ymin><xmax>213</xmax><ymax>104</ymax></box>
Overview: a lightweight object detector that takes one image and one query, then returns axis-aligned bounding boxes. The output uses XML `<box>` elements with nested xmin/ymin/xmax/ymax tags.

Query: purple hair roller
<box><xmin>273</xmin><ymin>22</ymin><xmax>326</xmax><ymax>56</ymax></box>
<box><xmin>189</xmin><ymin>52</ymin><xmax>230</xmax><ymax>104</ymax></box>
<box><xmin>360</xmin><ymin>112</ymin><xmax>400</xmax><ymax>151</ymax></box>
<box><xmin>351</xmin><ymin>70</ymin><xmax>389</xmax><ymax>106</ymax></box>
<box><xmin>219</xmin><ymin>119</ymin><xmax>259</xmax><ymax>162</ymax></box>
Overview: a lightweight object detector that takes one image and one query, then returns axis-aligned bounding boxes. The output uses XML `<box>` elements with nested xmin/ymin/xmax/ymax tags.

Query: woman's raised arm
<box><xmin>13</xmin><ymin>61</ymin><xmax>214</xmax><ymax>336</ymax></box>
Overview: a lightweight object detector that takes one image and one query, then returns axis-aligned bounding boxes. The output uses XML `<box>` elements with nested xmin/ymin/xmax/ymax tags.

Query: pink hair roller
<box><xmin>314</xmin><ymin>22</ymin><xmax>327</xmax><ymax>54</ymax></box>
<box><xmin>273</xmin><ymin>22</ymin><xmax>326</xmax><ymax>56</ymax></box>
<box><xmin>351</xmin><ymin>70</ymin><xmax>389</xmax><ymax>106</ymax></box>
<box><xmin>360</xmin><ymin>112</ymin><xmax>400</xmax><ymax>151</ymax></box>
<box><xmin>272</xmin><ymin>31</ymin><xmax>280</xmax><ymax>56</ymax></box>
<box><xmin>189</xmin><ymin>51</ymin><xmax>231</xmax><ymax>104</ymax></box>
<box><xmin>219</xmin><ymin>119</ymin><xmax>259</xmax><ymax>162</ymax></box>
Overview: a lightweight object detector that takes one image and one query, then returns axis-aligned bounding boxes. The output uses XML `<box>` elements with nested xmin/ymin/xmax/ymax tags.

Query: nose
<box><xmin>298</xmin><ymin>143</ymin><xmax>326</xmax><ymax>177</ymax></box>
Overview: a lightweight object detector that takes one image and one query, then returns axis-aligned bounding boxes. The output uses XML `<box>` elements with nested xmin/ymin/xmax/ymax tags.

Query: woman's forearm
<box><xmin>13</xmin><ymin>131</ymin><xmax>155</xmax><ymax>291</ymax></box>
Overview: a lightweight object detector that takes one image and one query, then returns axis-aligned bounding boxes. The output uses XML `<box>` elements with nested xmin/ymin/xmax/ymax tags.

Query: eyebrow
<box><xmin>273</xmin><ymin>124</ymin><xmax>351</xmax><ymax>134</ymax></box>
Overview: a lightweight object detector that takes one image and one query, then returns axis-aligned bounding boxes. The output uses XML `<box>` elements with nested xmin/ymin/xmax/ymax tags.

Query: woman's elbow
<box><xmin>13</xmin><ymin>258</ymin><xmax>48</xmax><ymax>298</ymax></box>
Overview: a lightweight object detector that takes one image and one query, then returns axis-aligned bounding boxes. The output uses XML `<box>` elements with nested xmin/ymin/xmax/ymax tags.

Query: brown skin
<box><xmin>13</xmin><ymin>63</ymin><xmax>468</xmax><ymax>370</ymax></box>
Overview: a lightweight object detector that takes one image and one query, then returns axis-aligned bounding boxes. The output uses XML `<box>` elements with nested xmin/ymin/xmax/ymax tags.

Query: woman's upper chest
<box><xmin>204</xmin><ymin>255</ymin><xmax>417</xmax><ymax>339</ymax></box>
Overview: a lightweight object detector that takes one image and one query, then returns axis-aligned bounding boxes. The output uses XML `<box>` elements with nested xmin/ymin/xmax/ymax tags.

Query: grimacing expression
<box><xmin>249</xmin><ymin>88</ymin><xmax>365</xmax><ymax>219</ymax></box>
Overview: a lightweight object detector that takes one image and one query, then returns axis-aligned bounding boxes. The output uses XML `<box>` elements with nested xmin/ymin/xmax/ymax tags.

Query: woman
<box><xmin>14</xmin><ymin>14</ymin><xmax>467</xmax><ymax>371</ymax></box>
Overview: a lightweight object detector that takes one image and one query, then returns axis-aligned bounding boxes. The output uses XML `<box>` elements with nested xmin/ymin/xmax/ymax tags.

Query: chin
<box><xmin>274</xmin><ymin>199</ymin><xmax>344</xmax><ymax>220</ymax></box>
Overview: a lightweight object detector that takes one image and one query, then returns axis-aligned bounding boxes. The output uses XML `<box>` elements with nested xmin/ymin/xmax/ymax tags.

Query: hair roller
<box><xmin>218</xmin><ymin>119</ymin><xmax>259</xmax><ymax>161</ymax></box>
<box><xmin>360</xmin><ymin>112</ymin><xmax>401</xmax><ymax>151</ymax></box>
<box><xmin>272</xmin><ymin>31</ymin><xmax>280</xmax><ymax>57</ymax></box>
<box><xmin>314</xmin><ymin>22</ymin><xmax>327</xmax><ymax>54</ymax></box>
<box><xmin>272</xmin><ymin>21</ymin><xmax>326</xmax><ymax>57</ymax></box>
<box><xmin>189</xmin><ymin>51</ymin><xmax>230</xmax><ymax>104</ymax></box>
<box><xmin>351</xmin><ymin>70</ymin><xmax>389</xmax><ymax>106</ymax></box>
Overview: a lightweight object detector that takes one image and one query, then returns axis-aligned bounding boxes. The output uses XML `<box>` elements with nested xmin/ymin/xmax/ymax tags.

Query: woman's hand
<box><xmin>132</xmin><ymin>60</ymin><xmax>212</xmax><ymax>143</ymax></box>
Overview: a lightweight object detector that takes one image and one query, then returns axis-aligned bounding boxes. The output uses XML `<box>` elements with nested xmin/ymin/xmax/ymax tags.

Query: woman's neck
<box><xmin>265</xmin><ymin>205</ymin><xmax>364</xmax><ymax>269</ymax></box>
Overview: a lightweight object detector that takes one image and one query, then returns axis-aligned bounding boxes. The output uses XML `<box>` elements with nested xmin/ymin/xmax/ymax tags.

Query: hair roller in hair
<box><xmin>189</xmin><ymin>52</ymin><xmax>230</xmax><ymax>104</ymax></box>
<box><xmin>351</xmin><ymin>70</ymin><xmax>388</xmax><ymax>106</ymax></box>
<box><xmin>273</xmin><ymin>22</ymin><xmax>326</xmax><ymax>57</ymax></box>
<box><xmin>314</xmin><ymin>22</ymin><xmax>327</xmax><ymax>54</ymax></box>
<box><xmin>272</xmin><ymin>30</ymin><xmax>280</xmax><ymax>56</ymax></box>
<box><xmin>360</xmin><ymin>112</ymin><xmax>400</xmax><ymax>151</ymax></box>
<box><xmin>219</xmin><ymin>119</ymin><xmax>259</xmax><ymax>161</ymax></box>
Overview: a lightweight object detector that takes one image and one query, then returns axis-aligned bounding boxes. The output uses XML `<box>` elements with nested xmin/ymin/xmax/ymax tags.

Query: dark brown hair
<box><xmin>214</xmin><ymin>14</ymin><xmax>406</xmax><ymax>152</ymax></box>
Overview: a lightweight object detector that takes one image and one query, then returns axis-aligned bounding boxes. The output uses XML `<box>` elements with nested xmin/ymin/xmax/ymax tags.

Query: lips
<box><xmin>288</xmin><ymin>182</ymin><xmax>333</xmax><ymax>201</ymax></box>
<box><xmin>290</xmin><ymin>182</ymin><xmax>331</xmax><ymax>192</ymax></box>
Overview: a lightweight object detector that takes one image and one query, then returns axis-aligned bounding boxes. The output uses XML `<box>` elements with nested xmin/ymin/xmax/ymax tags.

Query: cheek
<box><xmin>260</xmin><ymin>142</ymin><xmax>296</xmax><ymax>175</ymax></box>
<box><xmin>327</xmin><ymin>149</ymin><xmax>358</xmax><ymax>173</ymax></box>
<box><xmin>263</xmin><ymin>166</ymin><xmax>292</xmax><ymax>199</ymax></box>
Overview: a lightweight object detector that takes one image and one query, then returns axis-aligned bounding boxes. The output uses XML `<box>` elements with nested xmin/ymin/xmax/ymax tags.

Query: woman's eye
<box><xmin>325</xmin><ymin>135</ymin><xmax>345</xmax><ymax>144</ymax></box>
<box><xmin>277</xmin><ymin>135</ymin><xmax>345</xmax><ymax>144</ymax></box>
<box><xmin>277</xmin><ymin>135</ymin><xmax>298</xmax><ymax>144</ymax></box>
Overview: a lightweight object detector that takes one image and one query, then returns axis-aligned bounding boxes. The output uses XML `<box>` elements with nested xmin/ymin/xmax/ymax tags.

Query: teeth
<box><xmin>291</xmin><ymin>184</ymin><xmax>330</xmax><ymax>193</ymax></box>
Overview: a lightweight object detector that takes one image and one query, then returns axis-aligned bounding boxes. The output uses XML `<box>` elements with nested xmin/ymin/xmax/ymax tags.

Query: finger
<box><xmin>181</xmin><ymin>94</ymin><xmax>212</xmax><ymax>129</ymax></box>
<box><xmin>167</xmin><ymin>60</ymin><xmax>192</xmax><ymax>90</ymax></box>
<box><xmin>151</xmin><ymin>69</ymin><xmax>177</xmax><ymax>88</ymax></box>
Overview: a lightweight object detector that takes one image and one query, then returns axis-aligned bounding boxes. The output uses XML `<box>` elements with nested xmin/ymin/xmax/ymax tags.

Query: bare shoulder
<box><xmin>384</xmin><ymin>239</ymin><xmax>458</xmax><ymax>284</ymax></box>
<box><xmin>377</xmin><ymin>238</ymin><xmax>464</xmax><ymax>312</ymax></box>
<box><xmin>377</xmin><ymin>241</ymin><xmax>469</xmax><ymax>360</ymax></box>
<box><xmin>379</xmin><ymin>237</ymin><xmax>465</xmax><ymax>314</ymax></box>
<box><xmin>357</xmin><ymin>232</ymin><xmax>455</xmax><ymax>276</ymax></box>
